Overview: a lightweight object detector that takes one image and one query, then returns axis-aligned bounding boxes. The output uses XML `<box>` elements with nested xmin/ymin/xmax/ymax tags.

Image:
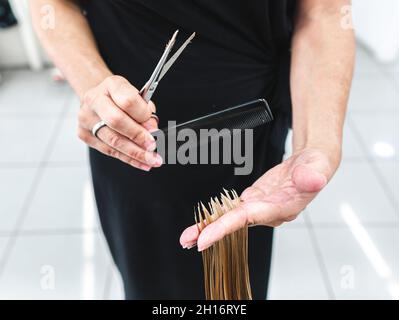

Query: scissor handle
<box><xmin>140</xmin><ymin>81</ymin><xmax>159</xmax><ymax>103</ymax></box>
<box><xmin>139</xmin><ymin>30</ymin><xmax>194</xmax><ymax>103</ymax></box>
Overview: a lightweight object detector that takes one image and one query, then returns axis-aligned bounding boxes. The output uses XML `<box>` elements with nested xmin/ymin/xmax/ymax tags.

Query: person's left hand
<box><xmin>180</xmin><ymin>148</ymin><xmax>338</xmax><ymax>251</ymax></box>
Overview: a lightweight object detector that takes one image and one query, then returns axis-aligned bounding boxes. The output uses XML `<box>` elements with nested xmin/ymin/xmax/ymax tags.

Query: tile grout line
<box><xmin>0</xmin><ymin>113</ymin><xmax>65</xmax><ymax>119</ymax></box>
<box><xmin>0</xmin><ymin>228</ymin><xmax>100</xmax><ymax>238</ymax></box>
<box><xmin>3</xmin><ymin>222</ymin><xmax>399</xmax><ymax>238</ymax></box>
<box><xmin>0</xmin><ymin>161</ymin><xmax>88</xmax><ymax>169</ymax></box>
<box><xmin>2</xmin><ymin>221</ymin><xmax>399</xmax><ymax>239</ymax></box>
<box><xmin>304</xmin><ymin>213</ymin><xmax>336</xmax><ymax>300</ymax></box>
<box><xmin>348</xmin><ymin>116</ymin><xmax>399</xmax><ymax>219</ymax></box>
<box><xmin>0</xmin><ymin>92</ymin><xmax>73</xmax><ymax>277</ymax></box>
<box><xmin>0</xmin><ymin>157</ymin><xmax>381</xmax><ymax>169</ymax></box>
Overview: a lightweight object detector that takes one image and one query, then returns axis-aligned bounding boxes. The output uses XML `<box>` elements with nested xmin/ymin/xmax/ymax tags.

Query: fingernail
<box><xmin>141</xmin><ymin>165</ymin><xmax>151</xmax><ymax>172</ymax></box>
<box><xmin>182</xmin><ymin>243</ymin><xmax>196</xmax><ymax>250</ymax></box>
<box><xmin>198</xmin><ymin>242</ymin><xmax>212</xmax><ymax>252</ymax></box>
<box><xmin>146</xmin><ymin>154</ymin><xmax>163</xmax><ymax>167</ymax></box>
<box><xmin>145</xmin><ymin>140</ymin><xmax>157</xmax><ymax>152</ymax></box>
<box><xmin>155</xmin><ymin>154</ymin><xmax>163</xmax><ymax>166</ymax></box>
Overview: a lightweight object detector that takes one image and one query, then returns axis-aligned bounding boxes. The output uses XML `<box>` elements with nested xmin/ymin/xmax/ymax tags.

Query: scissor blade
<box><xmin>140</xmin><ymin>30</ymin><xmax>179</xmax><ymax>99</ymax></box>
<box><xmin>158</xmin><ymin>32</ymin><xmax>196</xmax><ymax>81</ymax></box>
<box><xmin>147</xmin><ymin>30</ymin><xmax>179</xmax><ymax>85</ymax></box>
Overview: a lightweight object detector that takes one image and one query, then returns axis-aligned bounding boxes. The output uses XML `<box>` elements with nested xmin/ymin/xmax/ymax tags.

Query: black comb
<box><xmin>154</xmin><ymin>99</ymin><xmax>273</xmax><ymax>149</ymax></box>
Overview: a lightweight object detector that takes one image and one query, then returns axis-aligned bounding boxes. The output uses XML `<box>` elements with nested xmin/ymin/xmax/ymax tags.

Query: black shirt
<box><xmin>81</xmin><ymin>0</ymin><xmax>295</xmax><ymax>123</ymax></box>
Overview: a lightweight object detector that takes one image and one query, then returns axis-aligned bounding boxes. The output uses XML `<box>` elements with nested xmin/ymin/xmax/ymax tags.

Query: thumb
<box><xmin>292</xmin><ymin>164</ymin><xmax>327</xmax><ymax>193</ymax></box>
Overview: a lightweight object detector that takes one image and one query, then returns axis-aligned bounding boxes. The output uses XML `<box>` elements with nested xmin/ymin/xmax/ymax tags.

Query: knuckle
<box><xmin>107</xmin><ymin>114</ymin><xmax>123</xmax><ymax>128</ymax></box>
<box><xmin>77</xmin><ymin>109</ymin><xmax>88</xmax><ymax>125</ymax></box>
<box><xmin>131</xmin><ymin>92</ymin><xmax>142</xmax><ymax>105</ymax></box>
<box><xmin>110</xmin><ymin>75</ymin><xmax>125</xmax><ymax>83</ymax></box>
<box><xmin>105</xmin><ymin>75</ymin><xmax>126</xmax><ymax>88</ymax></box>
<box><xmin>82</xmin><ymin>90</ymin><xmax>95</xmax><ymax>107</ymax></box>
<box><xmin>127</xmin><ymin>100</ymin><xmax>150</xmax><ymax>122</ymax></box>
<box><xmin>77</xmin><ymin>128</ymin><xmax>89</xmax><ymax>142</ymax></box>
<box><xmin>77</xmin><ymin>109</ymin><xmax>84</xmax><ymax>123</ymax></box>
<box><xmin>108</xmin><ymin>134</ymin><xmax>122</xmax><ymax>148</ymax></box>
<box><xmin>119</xmin><ymin>94</ymin><xmax>138</xmax><ymax>110</ymax></box>
<box><xmin>137</xmin><ymin>104</ymin><xmax>151</xmax><ymax>120</ymax></box>
<box><xmin>131</xmin><ymin>129</ymin><xmax>147</xmax><ymax>145</ymax></box>
<box><xmin>104</xmin><ymin>75</ymin><xmax>117</xmax><ymax>86</ymax></box>
<box><xmin>131</xmin><ymin>149</ymin><xmax>146</xmax><ymax>162</ymax></box>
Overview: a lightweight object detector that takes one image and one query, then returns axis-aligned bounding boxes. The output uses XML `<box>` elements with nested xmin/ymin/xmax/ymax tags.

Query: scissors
<box><xmin>92</xmin><ymin>30</ymin><xmax>195</xmax><ymax>139</ymax></box>
<box><xmin>140</xmin><ymin>30</ymin><xmax>196</xmax><ymax>122</ymax></box>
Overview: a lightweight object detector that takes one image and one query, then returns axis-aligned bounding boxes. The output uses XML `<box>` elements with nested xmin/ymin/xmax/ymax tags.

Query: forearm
<box><xmin>290</xmin><ymin>1</ymin><xmax>355</xmax><ymax>169</ymax></box>
<box><xmin>30</xmin><ymin>0</ymin><xmax>112</xmax><ymax>98</ymax></box>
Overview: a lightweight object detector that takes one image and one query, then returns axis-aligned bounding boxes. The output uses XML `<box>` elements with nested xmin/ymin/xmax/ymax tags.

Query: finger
<box><xmin>96</xmin><ymin>126</ymin><xmax>163</xmax><ymax>167</ymax></box>
<box><xmin>142</xmin><ymin>118</ymin><xmax>159</xmax><ymax>133</ymax></box>
<box><xmin>197</xmin><ymin>201</ymin><xmax>280</xmax><ymax>252</ymax></box>
<box><xmin>180</xmin><ymin>214</ymin><xmax>287</xmax><ymax>249</ymax></box>
<box><xmin>292</xmin><ymin>164</ymin><xmax>327</xmax><ymax>193</ymax></box>
<box><xmin>78</xmin><ymin>128</ymin><xmax>152</xmax><ymax>172</ymax></box>
<box><xmin>92</xmin><ymin>95</ymin><xmax>157</xmax><ymax>151</ymax></box>
<box><xmin>79</xmin><ymin>103</ymin><xmax>157</xmax><ymax>153</ymax></box>
<box><xmin>104</xmin><ymin>76</ymin><xmax>152</xmax><ymax>123</ymax></box>
<box><xmin>78</xmin><ymin>110</ymin><xmax>96</xmax><ymax>131</ymax></box>
<box><xmin>180</xmin><ymin>224</ymin><xmax>200</xmax><ymax>248</ymax></box>
<box><xmin>141</xmin><ymin>101</ymin><xmax>159</xmax><ymax>133</ymax></box>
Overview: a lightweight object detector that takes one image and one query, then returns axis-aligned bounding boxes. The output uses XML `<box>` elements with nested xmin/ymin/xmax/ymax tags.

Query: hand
<box><xmin>78</xmin><ymin>75</ymin><xmax>163</xmax><ymax>171</ymax></box>
<box><xmin>180</xmin><ymin>148</ymin><xmax>337</xmax><ymax>251</ymax></box>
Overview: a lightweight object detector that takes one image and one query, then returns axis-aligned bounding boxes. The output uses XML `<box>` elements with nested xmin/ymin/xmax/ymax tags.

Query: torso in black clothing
<box><xmin>82</xmin><ymin>0</ymin><xmax>295</xmax><ymax>299</ymax></box>
<box><xmin>82</xmin><ymin>0</ymin><xmax>294</xmax><ymax>122</ymax></box>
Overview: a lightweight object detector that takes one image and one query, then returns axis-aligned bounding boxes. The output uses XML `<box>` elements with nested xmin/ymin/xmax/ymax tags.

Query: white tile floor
<box><xmin>0</xmin><ymin>45</ymin><xmax>398</xmax><ymax>300</ymax></box>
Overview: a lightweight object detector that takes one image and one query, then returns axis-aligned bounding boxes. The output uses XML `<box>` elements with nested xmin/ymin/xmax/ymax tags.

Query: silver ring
<box><xmin>92</xmin><ymin>120</ymin><xmax>107</xmax><ymax>138</ymax></box>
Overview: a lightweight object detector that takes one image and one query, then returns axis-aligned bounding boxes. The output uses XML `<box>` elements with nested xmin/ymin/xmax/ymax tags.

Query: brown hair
<box><xmin>195</xmin><ymin>189</ymin><xmax>252</xmax><ymax>300</ymax></box>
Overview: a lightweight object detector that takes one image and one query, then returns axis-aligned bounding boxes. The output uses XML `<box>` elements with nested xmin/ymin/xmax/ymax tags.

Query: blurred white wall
<box><xmin>0</xmin><ymin>26</ymin><xmax>29</xmax><ymax>68</ymax></box>
<box><xmin>353</xmin><ymin>0</ymin><xmax>399</xmax><ymax>63</ymax></box>
<box><xmin>0</xmin><ymin>0</ymin><xmax>47</xmax><ymax>69</ymax></box>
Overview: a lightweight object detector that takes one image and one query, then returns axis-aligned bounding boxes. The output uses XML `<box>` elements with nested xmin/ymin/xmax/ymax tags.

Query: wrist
<box><xmin>77</xmin><ymin>65</ymin><xmax>113</xmax><ymax>100</ymax></box>
<box><xmin>292</xmin><ymin>118</ymin><xmax>343</xmax><ymax>168</ymax></box>
<box><xmin>293</xmin><ymin>139</ymin><xmax>342</xmax><ymax>171</ymax></box>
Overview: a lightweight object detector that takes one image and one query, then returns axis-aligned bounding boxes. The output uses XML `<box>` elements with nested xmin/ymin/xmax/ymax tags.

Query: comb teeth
<box><xmin>219</xmin><ymin>105</ymin><xmax>273</xmax><ymax>130</ymax></box>
<box><xmin>160</xmin><ymin>99</ymin><xmax>274</xmax><ymax>149</ymax></box>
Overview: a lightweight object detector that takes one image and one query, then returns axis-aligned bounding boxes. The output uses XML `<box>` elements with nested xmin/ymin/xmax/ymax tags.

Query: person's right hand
<box><xmin>77</xmin><ymin>75</ymin><xmax>163</xmax><ymax>171</ymax></box>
